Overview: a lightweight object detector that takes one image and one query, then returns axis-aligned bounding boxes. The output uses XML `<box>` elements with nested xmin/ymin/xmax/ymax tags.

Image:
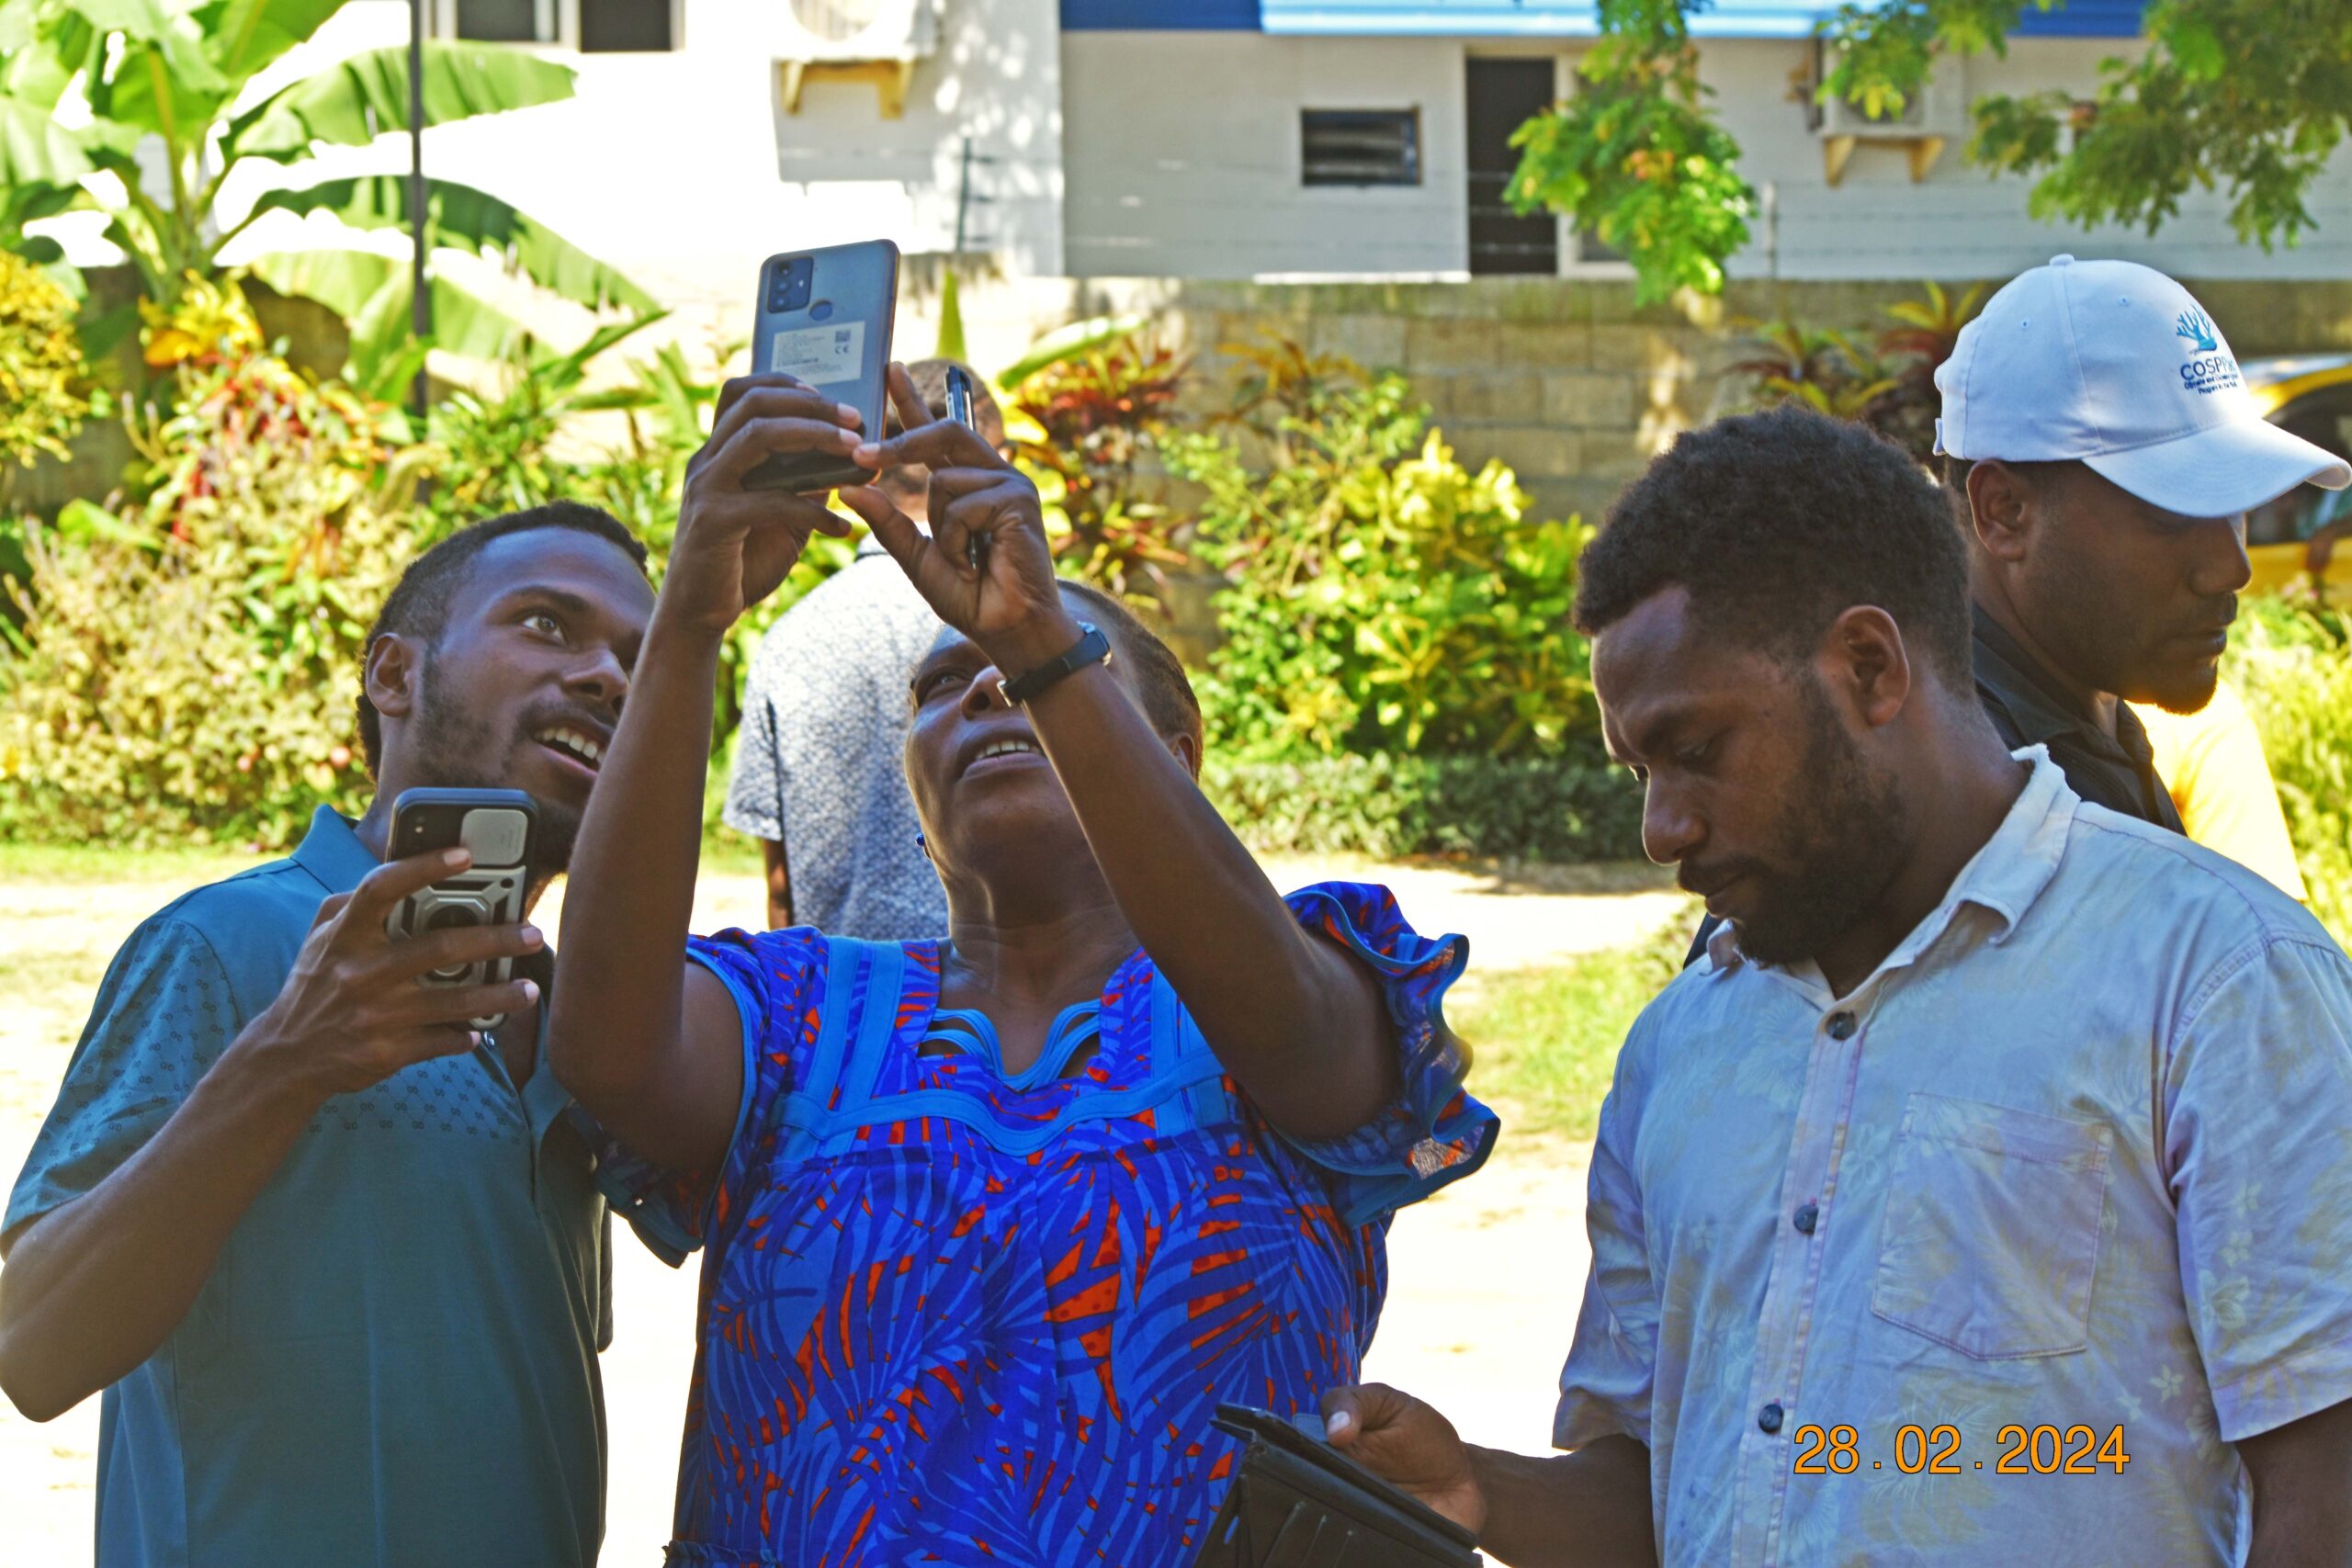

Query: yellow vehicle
<box><xmin>2245</xmin><ymin>354</ymin><xmax>2352</xmax><ymax>594</ymax></box>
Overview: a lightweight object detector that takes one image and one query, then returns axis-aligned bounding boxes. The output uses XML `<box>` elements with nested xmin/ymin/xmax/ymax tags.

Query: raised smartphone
<box><xmin>743</xmin><ymin>239</ymin><xmax>900</xmax><ymax>493</ymax></box>
<box><xmin>381</xmin><ymin>787</ymin><xmax>537</xmax><ymax>1031</ymax></box>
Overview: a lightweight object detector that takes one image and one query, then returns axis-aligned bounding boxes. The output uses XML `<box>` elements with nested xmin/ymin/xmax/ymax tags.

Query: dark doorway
<box><xmin>1466</xmin><ymin>57</ymin><xmax>1558</xmax><ymax>276</ymax></box>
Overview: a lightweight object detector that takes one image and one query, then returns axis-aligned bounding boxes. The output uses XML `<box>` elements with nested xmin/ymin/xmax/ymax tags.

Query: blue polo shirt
<box><xmin>3</xmin><ymin>808</ymin><xmax>614</xmax><ymax>1568</ymax></box>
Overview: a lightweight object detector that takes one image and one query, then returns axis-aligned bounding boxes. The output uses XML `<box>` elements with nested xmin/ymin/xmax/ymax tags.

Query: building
<box><xmin>40</xmin><ymin>0</ymin><xmax>2350</xmax><ymax>518</ymax></box>
<box><xmin>186</xmin><ymin>0</ymin><xmax>2347</xmax><ymax>310</ymax></box>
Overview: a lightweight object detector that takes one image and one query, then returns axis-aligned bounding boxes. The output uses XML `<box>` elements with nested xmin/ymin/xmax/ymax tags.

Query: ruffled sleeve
<box><xmin>1278</xmin><ymin>882</ymin><xmax>1498</xmax><ymax>1226</ymax></box>
<box><xmin>581</xmin><ymin>926</ymin><xmax>822</xmax><ymax>1267</ymax></box>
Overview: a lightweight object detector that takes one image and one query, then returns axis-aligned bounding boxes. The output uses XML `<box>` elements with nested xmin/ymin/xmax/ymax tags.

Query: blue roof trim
<box><xmin>1062</xmin><ymin>0</ymin><xmax>1261</xmax><ymax>28</ymax></box>
<box><xmin>1063</xmin><ymin>1</ymin><xmax>2143</xmax><ymax>39</ymax></box>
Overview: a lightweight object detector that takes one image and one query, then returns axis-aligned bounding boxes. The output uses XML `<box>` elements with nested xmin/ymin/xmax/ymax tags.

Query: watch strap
<box><xmin>998</xmin><ymin>621</ymin><xmax>1114</xmax><ymax>706</ymax></box>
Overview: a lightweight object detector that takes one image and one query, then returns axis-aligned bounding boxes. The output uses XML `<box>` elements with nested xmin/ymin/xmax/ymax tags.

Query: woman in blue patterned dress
<box><xmin>549</xmin><ymin>367</ymin><xmax>1497</xmax><ymax>1566</ymax></box>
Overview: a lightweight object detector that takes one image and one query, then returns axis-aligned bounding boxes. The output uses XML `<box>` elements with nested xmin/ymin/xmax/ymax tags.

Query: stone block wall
<box><xmin>1104</xmin><ymin>276</ymin><xmax>2352</xmax><ymax>526</ymax></box>
<box><xmin>20</xmin><ymin>265</ymin><xmax>2352</xmax><ymax>547</ymax></box>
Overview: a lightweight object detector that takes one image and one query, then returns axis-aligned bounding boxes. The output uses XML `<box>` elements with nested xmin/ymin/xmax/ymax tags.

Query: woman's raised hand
<box><xmin>666</xmin><ymin>374</ymin><xmax>860</xmax><ymax>636</ymax></box>
<box><xmin>839</xmin><ymin>364</ymin><xmax>1082</xmax><ymax>673</ymax></box>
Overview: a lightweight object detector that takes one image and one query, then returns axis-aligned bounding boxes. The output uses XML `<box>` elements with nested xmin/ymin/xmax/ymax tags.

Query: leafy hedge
<box><xmin>1204</xmin><ymin>743</ymin><xmax>1643</xmax><ymax>863</ymax></box>
<box><xmin>0</xmin><ymin>297</ymin><xmax>418</xmax><ymax>848</ymax></box>
<box><xmin>2231</xmin><ymin>596</ymin><xmax>2352</xmax><ymax>946</ymax></box>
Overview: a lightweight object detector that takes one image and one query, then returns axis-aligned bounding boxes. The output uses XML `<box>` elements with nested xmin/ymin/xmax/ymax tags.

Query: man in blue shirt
<box><xmin>0</xmin><ymin>502</ymin><xmax>655</xmax><ymax>1567</ymax></box>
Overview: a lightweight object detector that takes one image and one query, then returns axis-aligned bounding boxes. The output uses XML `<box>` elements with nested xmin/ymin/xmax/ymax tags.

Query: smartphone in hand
<box><xmin>945</xmin><ymin>363</ymin><xmax>988</xmax><ymax>573</ymax></box>
<box><xmin>381</xmin><ymin>788</ymin><xmax>537</xmax><ymax>1031</ymax></box>
<box><xmin>743</xmin><ymin>239</ymin><xmax>900</xmax><ymax>494</ymax></box>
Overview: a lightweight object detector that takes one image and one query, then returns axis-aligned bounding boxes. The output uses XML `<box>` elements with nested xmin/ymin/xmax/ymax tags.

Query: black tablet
<box><xmin>1193</xmin><ymin>1404</ymin><xmax>1482</xmax><ymax>1567</ymax></box>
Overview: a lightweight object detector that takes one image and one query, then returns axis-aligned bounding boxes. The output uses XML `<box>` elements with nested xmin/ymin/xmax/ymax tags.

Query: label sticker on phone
<box><xmin>767</xmin><ymin>321</ymin><xmax>865</xmax><ymax>386</ymax></box>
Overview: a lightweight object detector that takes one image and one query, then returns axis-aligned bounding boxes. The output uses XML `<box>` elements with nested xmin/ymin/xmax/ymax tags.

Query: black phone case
<box><xmin>1193</xmin><ymin>1405</ymin><xmax>1482</xmax><ymax>1568</ymax></box>
<box><xmin>382</xmin><ymin>788</ymin><xmax>537</xmax><ymax>1032</ymax></box>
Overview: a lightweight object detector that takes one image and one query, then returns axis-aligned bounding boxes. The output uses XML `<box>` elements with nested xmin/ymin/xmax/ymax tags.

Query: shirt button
<box><xmin>1826</xmin><ymin>1012</ymin><xmax>1857</xmax><ymax>1040</ymax></box>
<box><xmin>1759</xmin><ymin>1402</ymin><xmax>1785</xmax><ymax>1435</ymax></box>
<box><xmin>1793</xmin><ymin>1202</ymin><xmax>1819</xmax><ymax>1235</ymax></box>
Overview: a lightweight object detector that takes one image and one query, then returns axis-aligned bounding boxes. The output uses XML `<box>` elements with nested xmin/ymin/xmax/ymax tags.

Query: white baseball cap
<box><xmin>1934</xmin><ymin>255</ymin><xmax>2350</xmax><ymax>516</ymax></box>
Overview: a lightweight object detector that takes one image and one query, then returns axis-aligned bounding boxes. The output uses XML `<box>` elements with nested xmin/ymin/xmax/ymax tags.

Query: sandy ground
<box><xmin>0</xmin><ymin>854</ymin><xmax>1682</xmax><ymax>1566</ymax></box>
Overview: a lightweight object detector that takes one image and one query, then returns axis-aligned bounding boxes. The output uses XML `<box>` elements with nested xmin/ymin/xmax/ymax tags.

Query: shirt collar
<box><xmin>1704</xmin><ymin>746</ymin><xmax>2076</xmax><ymax>982</ymax></box>
<box><xmin>1971</xmin><ymin>604</ymin><xmax>2088</xmax><ymax>748</ymax></box>
<box><xmin>290</xmin><ymin>805</ymin><xmax>380</xmax><ymax>895</ymax></box>
<box><xmin>1928</xmin><ymin>745</ymin><xmax>2076</xmax><ymax>946</ymax></box>
<box><xmin>1971</xmin><ymin>605</ymin><xmax>2157</xmax><ymax>770</ymax></box>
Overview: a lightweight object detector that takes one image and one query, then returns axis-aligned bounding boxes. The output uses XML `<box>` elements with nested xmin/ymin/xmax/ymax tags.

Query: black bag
<box><xmin>1193</xmin><ymin>1404</ymin><xmax>1482</xmax><ymax>1568</ymax></box>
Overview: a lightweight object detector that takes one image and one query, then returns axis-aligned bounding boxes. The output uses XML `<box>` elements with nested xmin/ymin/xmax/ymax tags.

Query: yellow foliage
<box><xmin>0</xmin><ymin>251</ymin><xmax>88</xmax><ymax>468</ymax></box>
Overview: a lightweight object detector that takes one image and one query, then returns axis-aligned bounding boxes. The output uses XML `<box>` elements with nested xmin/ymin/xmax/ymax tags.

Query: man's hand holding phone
<box><xmin>840</xmin><ymin>364</ymin><xmax>1081</xmax><ymax>677</ymax></box>
<box><xmin>669</xmin><ymin>373</ymin><xmax>863</xmax><ymax>637</ymax></box>
<box><xmin>225</xmin><ymin>850</ymin><xmax>544</xmax><ymax>1105</ymax></box>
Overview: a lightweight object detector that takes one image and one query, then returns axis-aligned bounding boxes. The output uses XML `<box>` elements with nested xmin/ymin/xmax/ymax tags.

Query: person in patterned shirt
<box><xmin>549</xmin><ymin>365</ymin><xmax>1498</xmax><ymax>1566</ymax></box>
<box><xmin>723</xmin><ymin>358</ymin><xmax>1005</xmax><ymax>939</ymax></box>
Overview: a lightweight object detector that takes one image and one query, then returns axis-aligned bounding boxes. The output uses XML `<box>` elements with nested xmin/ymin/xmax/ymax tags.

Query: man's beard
<box><xmin>2134</xmin><ymin>657</ymin><xmax>2222</xmax><ymax>716</ymax></box>
<box><xmin>2039</xmin><ymin>556</ymin><xmax>2232</xmax><ymax>716</ymax></box>
<box><xmin>1730</xmin><ymin>680</ymin><xmax>1911</xmax><ymax>969</ymax></box>
<box><xmin>408</xmin><ymin>673</ymin><xmax>582</xmax><ymax>877</ymax></box>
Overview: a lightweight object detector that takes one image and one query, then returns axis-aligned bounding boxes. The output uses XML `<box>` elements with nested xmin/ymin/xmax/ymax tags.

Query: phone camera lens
<box><xmin>775</xmin><ymin>256</ymin><xmax>815</xmax><ymax>312</ymax></box>
<box><xmin>425</xmin><ymin>905</ymin><xmax>481</xmax><ymax>933</ymax></box>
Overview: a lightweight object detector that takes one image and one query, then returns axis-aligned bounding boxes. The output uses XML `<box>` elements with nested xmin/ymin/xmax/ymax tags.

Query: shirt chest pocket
<box><xmin>1870</xmin><ymin>1092</ymin><xmax>2112</xmax><ymax>1359</ymax></box>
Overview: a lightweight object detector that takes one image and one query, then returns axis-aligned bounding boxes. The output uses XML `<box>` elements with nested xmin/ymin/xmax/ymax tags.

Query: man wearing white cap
<box><xmin>1936</xmin><ymin>254</ymin><xmax>2349</xmax><ymax>826</ymax></box>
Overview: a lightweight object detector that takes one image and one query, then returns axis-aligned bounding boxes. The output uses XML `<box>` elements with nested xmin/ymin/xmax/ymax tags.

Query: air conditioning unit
<box><xmin>1808</xmin><ymin>42</ymin><xmax>1967</xmax><ymax>185</ymax></box>
<box><xmin>778</xmin><ymin>0</ymin><xmax>938</xmax><ymax>63</ymax></box>
<box><xmin>777</xmin><ymin>0</ymin><xmax>939</xmax><ymax>118</ymax></box>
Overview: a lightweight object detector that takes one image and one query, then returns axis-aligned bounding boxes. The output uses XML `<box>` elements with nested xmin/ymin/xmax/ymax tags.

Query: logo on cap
<box><xmin>2173</xmin><ymin>307</ymin><xmax>2239</xmax><ymax>396</ymax></box>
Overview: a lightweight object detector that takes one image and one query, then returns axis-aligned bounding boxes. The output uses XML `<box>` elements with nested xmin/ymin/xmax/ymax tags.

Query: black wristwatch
<box><xmin>998</xmin><ymin>621</ymin><xmax>1114</xmax><ymax>706</ymax></box>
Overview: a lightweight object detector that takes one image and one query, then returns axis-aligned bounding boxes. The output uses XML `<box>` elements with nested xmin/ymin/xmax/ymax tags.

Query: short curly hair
<box><xmin>1574</xmin><ymin>405</ymin><xmax>1973</xmax><ymax>688</ymax></box>
<box><xmin>1057</xmin><ymin>580</ymin><xmax>1202</xmax><ymax>750</ymax></box>
<box><xmin>357</xmin><ymin>502</ymin><xmax>648</xmax><ymax>773</ymax></box>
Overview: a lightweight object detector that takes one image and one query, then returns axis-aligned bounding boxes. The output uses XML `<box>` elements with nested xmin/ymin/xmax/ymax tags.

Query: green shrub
<box><xmin>0</xmin><ymin>250</ymin><xmax>87</xmax><ymax>474</ymax></box>
<box><xmin>421</xmin><ymin>331</ymin><xmax>855</xmax><ymax>755</ymax></box>
<box><xmin>1008</xmin><ymin>333</ymin><xmax>1189</xmax><ymax>604</ymax></box>
<box><xmin>1725</xmin><ymin>281</ymin><xmax>1981</xmax><ymax>466</ymax></box>
<box><xmin>2230</xmin><ymin>596</ymin><xmax>2352</xmax><ymax>945</ymax></box>
<box><xmin>1170</xmin><ymin>342</ymin><xmax>1596</xmax><ymax>762</ymax></box>
<box><xmin>1204</xmin><ymin>744</ymin><xmax>1643</xmax><ymax>863</ymax></box>
<box><xmin>0</xmin><ymin>289</ymin><xmax>417</xmax><ymax>848</ymax></box>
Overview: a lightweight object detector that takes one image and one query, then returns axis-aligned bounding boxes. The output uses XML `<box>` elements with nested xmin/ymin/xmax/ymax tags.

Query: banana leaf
<box><xmin>246</xmin><ymin>247</ymin><xmax>530</xmax><ymax>397</ymax></box>
<box><xmin>198</xmin><ymin>0</ymin><xmax>348</xmax><ymax>85</ymax></box>
<box><xmin>71</xmin><ymin>0</ymin><xmax>227</xmax><ymax>92</ymax></box>
<box><xmin>252</xmin><ymin>175</ymin><xmax>657</xmax><ymax>314</ymax></box>
<box><xmin>227</xmin><ymin>42</ymin><xmax>576</xmax><ymax>164</ymax></box>
<box><xmin>0</xmin><ymin>94</ymin><xmax>93</xmax><ymax>187</ymax></box>
<box><xmin>996</xmin><ymin>312</ymin><xmax>1148</xmax><ymax>390</ymax></box>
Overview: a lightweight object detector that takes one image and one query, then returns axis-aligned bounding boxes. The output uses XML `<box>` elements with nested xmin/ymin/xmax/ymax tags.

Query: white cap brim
<box><xmin>2086</xmin><ymin>417</ymin><xmax>2352</xmax><ymax>518</ymax></box>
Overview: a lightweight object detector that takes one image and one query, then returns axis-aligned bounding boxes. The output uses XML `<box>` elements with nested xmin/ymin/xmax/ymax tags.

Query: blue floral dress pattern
<box><xmin>604</xmin><ymin>882</ymin><xmax>1496</xmax><ymax>1567</ymax></box>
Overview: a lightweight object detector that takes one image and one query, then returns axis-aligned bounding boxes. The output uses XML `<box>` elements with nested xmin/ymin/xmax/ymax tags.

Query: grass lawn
<box><xmin>0</xmin><ymin>842</ymin><xmax>254</xmax><ymax>886</ymax></box>
<box><xmin>1449</xmin><ymin>924</ymin><xmax>1687</xmax><ymax>1142</ymax></box>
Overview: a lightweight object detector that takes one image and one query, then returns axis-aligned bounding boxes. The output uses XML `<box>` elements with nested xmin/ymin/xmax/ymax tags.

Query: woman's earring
<box><xmin>915</xmin><ymin>831</ymin><xmax>930</xmax><ymax>860</ymax></box>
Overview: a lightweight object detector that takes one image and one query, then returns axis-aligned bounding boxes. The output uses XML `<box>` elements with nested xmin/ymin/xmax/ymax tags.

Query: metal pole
<box><xmin>408</xmin><ymin>0</ymin><xmax>430</xmax><ymax>421</ymax></box>
<box><xmin>954</xmin><ymin>135</ymin><xmax>974</xmax><ymax>254</ymax></box>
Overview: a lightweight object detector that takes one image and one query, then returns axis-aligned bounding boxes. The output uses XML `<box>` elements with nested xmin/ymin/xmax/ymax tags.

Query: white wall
<box><xmin>41</xmin><ymin>0</ymin><xmax>1065</xmax><ymax>330</ymax></box>
<box><xmin>1704</xmin><ymin>37</ymin><xmax>2352</xmax><ymax>282</ymax></box>
<box><xmin>1061</xmin><ymin>32</ymin><xmax>1474</xmax><ymax>278</ymax></box>
<box><xmin>1058</xmin><ymin>29</ymin><xmax>2352</xmax><ymax>283</ymax></box>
